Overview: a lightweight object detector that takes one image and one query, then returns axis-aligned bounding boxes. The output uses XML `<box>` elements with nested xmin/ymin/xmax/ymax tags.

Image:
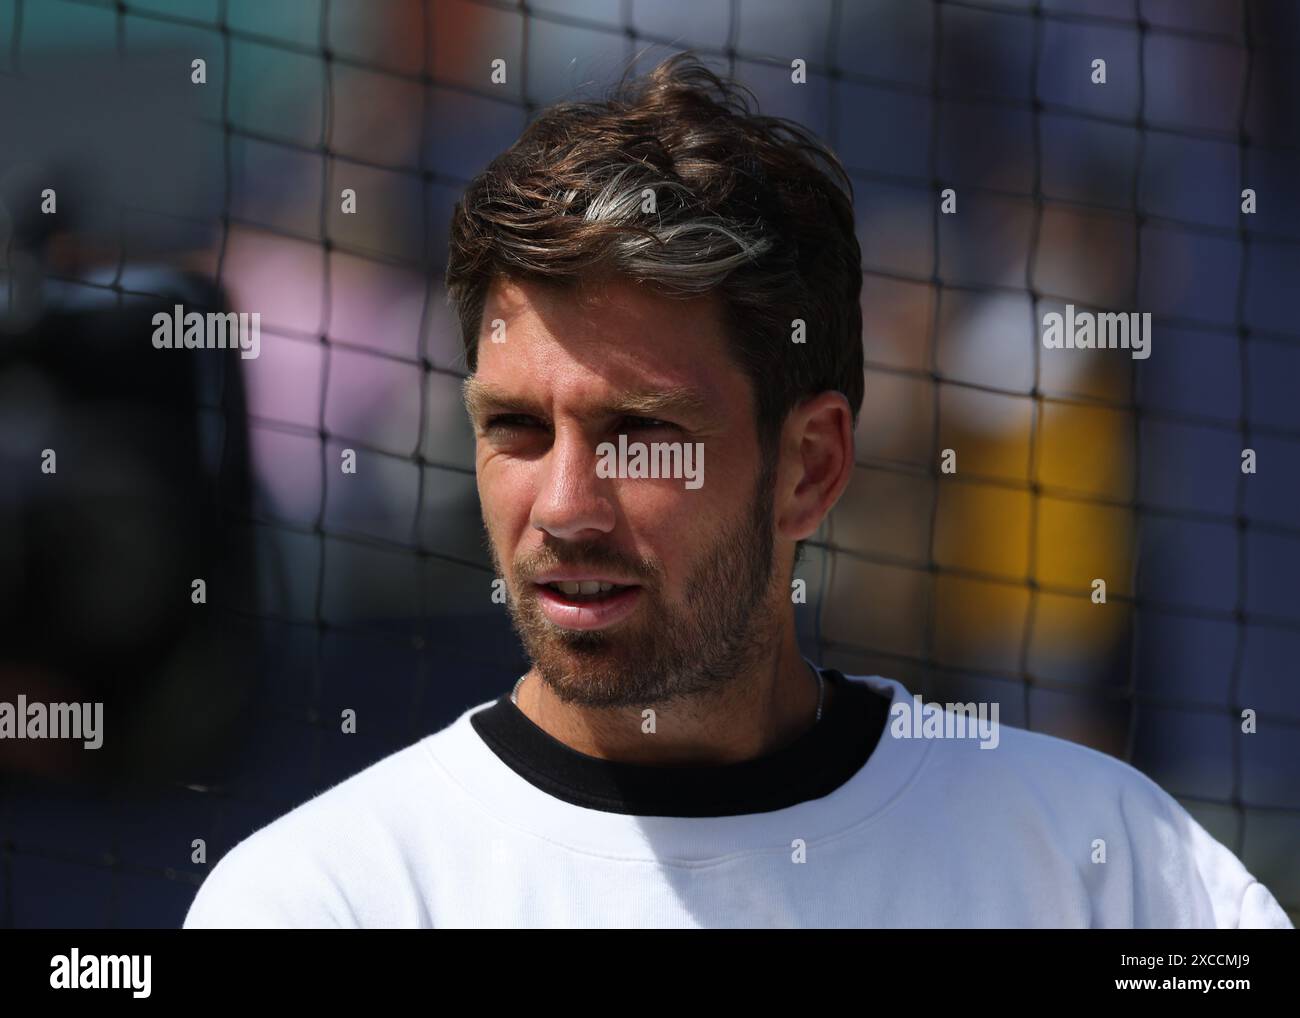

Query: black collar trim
<box><xmin>469</xmin><ymin>668</ymin><xmax>890</xmax><ymax>817</ymax></box>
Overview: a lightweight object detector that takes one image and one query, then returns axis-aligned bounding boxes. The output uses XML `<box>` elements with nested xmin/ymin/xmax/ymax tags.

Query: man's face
<box><xmin>466</xmin><ymin>275</ymin><xmax>782</xmax><ymax>708</ymax></box>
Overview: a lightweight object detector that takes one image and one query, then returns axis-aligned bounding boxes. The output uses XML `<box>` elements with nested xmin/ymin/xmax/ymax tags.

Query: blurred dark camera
<box><xmin>0</xmin><ymin>257</ymin><xmax>258</xmax><ymax>784</ymax></box>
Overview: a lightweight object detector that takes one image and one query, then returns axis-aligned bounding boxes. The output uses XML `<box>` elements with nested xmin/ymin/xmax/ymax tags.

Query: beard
<box><xmin>487</xmin><ymin>454</ymin><xmax>781</xmax><ymax>709</ymax></box>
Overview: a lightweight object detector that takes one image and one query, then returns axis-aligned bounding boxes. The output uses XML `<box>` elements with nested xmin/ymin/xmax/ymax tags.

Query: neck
<box><xmin>513</xmin><ymin>627</ymin><xmax>829</xmax><ymax>765</ymax></box>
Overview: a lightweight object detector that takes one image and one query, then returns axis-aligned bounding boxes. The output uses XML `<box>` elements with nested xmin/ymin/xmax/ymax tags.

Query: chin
<box><xmin>528</xmin><ymin>642</ymin><xmax>657</xmax><ymax>707</ymax></box>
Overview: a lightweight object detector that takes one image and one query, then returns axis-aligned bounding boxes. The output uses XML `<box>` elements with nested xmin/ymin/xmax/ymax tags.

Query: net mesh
<box><xmin>0</xmin><ymin>0</ymin><xmax>1296</xmax><ymax>926</ymax></box>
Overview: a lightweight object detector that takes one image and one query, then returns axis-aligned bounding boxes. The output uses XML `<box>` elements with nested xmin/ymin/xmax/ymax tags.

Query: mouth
<box><xmin>537</xmin><ymin>579</ymin><xmax>634</xmax><ymax>601</ymax></box>
<box><xmin>529</xmin><ymin>577</ymin><xmax>643</xmax><ymax>631</ymax></box>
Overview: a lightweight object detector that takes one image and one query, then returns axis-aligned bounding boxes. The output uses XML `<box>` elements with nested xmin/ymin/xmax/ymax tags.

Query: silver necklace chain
<box><xmin>510</xmin><ymin>663</ymin><xmax>825</xmax><ymax>722</ymax></box>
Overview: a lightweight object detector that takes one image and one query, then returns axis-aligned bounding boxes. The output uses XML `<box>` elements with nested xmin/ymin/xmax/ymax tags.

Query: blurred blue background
<box><xmin>0</xmin><ymin>0</ymin><xmax>1296</xmax><ymax>927</ymax></box>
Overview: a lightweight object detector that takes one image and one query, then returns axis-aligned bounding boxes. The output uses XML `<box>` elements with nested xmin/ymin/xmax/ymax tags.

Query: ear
<box><xmin>774</xmin><ymin>391</ymin><xmax>855</xmax><ymax>542</ymax></box>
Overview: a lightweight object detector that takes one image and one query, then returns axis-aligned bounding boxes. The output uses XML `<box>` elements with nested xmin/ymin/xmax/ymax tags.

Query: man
<box><xmin>184</xmin><ymin>54</ymin><xmax>1291</xmax><ymax>929</ymax></box>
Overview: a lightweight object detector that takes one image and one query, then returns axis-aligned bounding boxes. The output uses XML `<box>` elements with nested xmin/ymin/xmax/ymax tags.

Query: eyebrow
<box><xmin>462</xmin><ymin>378</ymin><xmax>715</xmax><ymax>425</ymax></box>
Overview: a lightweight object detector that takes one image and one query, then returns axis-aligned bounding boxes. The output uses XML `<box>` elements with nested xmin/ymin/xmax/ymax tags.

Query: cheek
<box><xmin>616</xmin><ymin>478</ymin><xmax>701</xmax><ymax>529</ymax></box>
<box><xmin>478</xmin><ymin>455</ymin><xmax>535</xmax><ymax>540</ymax></box>
<box><xmin>616</xmin><ymin>483</ymin><xmax>719</xmax><ymax>576</ymax></box>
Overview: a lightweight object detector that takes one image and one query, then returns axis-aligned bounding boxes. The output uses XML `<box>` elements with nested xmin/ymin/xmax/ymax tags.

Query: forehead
<box><xmin>473</xmin><ymin>275</ymin><xmax>746</xmax><ymax>407</ymax></box>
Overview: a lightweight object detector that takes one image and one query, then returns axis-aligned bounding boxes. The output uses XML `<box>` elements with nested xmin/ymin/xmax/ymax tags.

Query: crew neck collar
<box><xmin>466</xmin><ymin>665</ymin><xmax>891</xmax><ymax>818</ymax></box>
<box><xmin>422</xmin><ymin>673</ymin><xmax>933</xmax><ymax>862</ymax></box>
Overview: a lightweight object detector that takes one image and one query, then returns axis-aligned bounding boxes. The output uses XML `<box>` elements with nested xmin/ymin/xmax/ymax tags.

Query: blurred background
<box><xmin>0</xmin><ymin>0</ymin><xmax>1296</xmax><ymax>927</ymax></box>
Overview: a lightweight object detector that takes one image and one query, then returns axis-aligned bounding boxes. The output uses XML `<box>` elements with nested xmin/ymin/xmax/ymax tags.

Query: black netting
<box><xmin>0</xmin><ymin>0</ymin><xmax>1296</xmax><ymax>926</ymax></box>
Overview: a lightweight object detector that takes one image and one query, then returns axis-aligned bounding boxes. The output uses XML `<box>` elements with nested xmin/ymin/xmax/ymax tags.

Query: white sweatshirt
<box><xmin>183</xmin><ymin>671</ymin><xmax>1293</xmax><ymax>928</ymax></box>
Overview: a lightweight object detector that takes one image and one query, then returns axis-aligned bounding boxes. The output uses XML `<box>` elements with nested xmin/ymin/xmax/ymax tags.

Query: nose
<box><xmin>530</xmin><ymin>425</ymin><xmax>616</xmax><ymax>541</ymax></box>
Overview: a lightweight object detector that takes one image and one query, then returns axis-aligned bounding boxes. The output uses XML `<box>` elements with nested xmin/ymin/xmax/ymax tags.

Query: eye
<box><xmin>620</xmin><ymin>415</ymin><xmax>675</xmax><ymax>431</ymax></box>
<box><xmin>484</xmin><ymin>413</ymin><xmax>545</xmax><ymax>434</ymax></box>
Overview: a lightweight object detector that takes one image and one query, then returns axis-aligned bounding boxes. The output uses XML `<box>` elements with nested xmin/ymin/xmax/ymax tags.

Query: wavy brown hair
<box><xmin>445</xmin><ymin>51</ymin><xmax>864</xmax><ymax>457</ymax></box>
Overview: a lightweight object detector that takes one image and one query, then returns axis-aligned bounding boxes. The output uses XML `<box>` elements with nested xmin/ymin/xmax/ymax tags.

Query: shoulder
<box><xmin>183</xmin><ymin>702</ymin><xmax>490</xmax><ymax>928</ymax></box>
<box><xmin>847</xmin><ymin>673</ymin><xmax>1155</xmax><ymax>799</ymax></box>
<box><xmin>844</xmin><ymin>674</ymin><xmax>1293</xmax><ymax>928</ymax></box>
